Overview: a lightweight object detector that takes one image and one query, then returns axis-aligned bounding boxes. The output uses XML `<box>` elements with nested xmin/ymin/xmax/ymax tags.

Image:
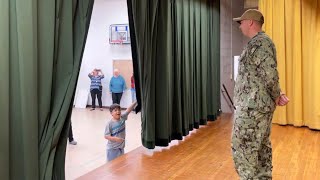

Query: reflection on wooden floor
<box><xmin>77</xmin><ymin>113</ymin><xmax>320</xmax><ymax>180</ymax></box>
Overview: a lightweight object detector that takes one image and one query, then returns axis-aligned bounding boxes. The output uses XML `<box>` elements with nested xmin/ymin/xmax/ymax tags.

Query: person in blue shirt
<box><xmin>88</xmin><ymin>68</ymin><xmax>104</xmax><ymax>111</ymax></box>
<box><xmin>109</xmin><ymin>69</ymin><xmax>126</xmax><ymax>104</ymax></box>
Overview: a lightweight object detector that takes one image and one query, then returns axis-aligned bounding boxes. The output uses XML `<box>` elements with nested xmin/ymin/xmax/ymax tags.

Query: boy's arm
<box><xmin>125</xmin><ymin>101</ymin><xmax>137</xmax><ymax>114</ymax></box>
<box><xmin>104</xmin><ymin>135</ymin><xmax>124</xmax><ymax>142</ymax></box>
<box><xmin>104</xmin><ymin>123</ymin><xmax>124</xmax><ymax>142</ymax></box>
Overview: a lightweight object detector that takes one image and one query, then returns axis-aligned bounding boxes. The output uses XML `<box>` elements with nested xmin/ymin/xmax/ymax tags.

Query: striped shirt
<box><xmin>88</xmin><ymin>74</ymin><xmax>104</xmax><ymax>91</ymax></box>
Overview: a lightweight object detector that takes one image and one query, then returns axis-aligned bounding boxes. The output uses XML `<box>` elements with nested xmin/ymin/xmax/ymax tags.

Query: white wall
<box><xmin>220</xmin><ymin>0</ymin><xmax>245</xmax><ymax>113</ymax></box>
<box><xmin>75</xmin><ymin>0</ymin><xmax>133</xmax><ymax>108</ymax></box>
<box><xmin>76</xmin><ymin>0</ymin><xmax>245</xmax><ymax>112</ymax></box>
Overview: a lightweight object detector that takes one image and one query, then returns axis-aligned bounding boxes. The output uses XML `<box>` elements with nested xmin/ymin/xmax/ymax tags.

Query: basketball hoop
<box><xmin>109</xmin><ymin>24</ymin><xmax>130</xmax><ymax>44</ymax></box>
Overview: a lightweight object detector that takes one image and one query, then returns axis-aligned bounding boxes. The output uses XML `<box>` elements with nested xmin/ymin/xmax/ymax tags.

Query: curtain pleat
<box><xmin>259</xmin><ymin>0</ymin><xmax>320</xmax><ymax>129</ymax></box>
<box><xmin>0</xmin><ymin>0</ymin><xmax>10</xmax><ymax>178</ymax></box>
<box><xmin>0</xmin><ymin>0</ymin><xmax>94</xmax><ymax>179</ymax></box>
<box><xmin>301</xmin><ymin>0</ymin><xmax>320</xmax><ymax>129</ymax></box>
<box><xmin>128</xmin><ymin>0</ymin><xmax>220</xmax><ymax>149</ymax></box>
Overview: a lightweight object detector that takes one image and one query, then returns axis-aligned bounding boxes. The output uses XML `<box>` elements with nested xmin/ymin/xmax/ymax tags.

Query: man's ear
<box><xmin>249</xmin><ymin>20</ymin><xmax>254</xmax><ymax>26</ymax></box>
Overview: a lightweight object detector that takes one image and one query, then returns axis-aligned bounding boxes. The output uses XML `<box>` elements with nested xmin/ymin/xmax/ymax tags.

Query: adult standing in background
<box><xmin>130</xmin><ymin>73</ymin><xmax>136</xmax><ymax>103</ymax></box>
<box><xmin>88</xmin><ymin>68</ymin><xmax>104</xmax><ymax>111</ymax></box>
<box><xmin>109</xmin><ymin>69</ymin><xmax>126</xmax><ymax>105</ymax></box>
<box><xmin>232</xmin><ymin>9</ymin><xmax>289</xmax><ymax>179</ymax></box>
<box><xmin>68</xmin><ymin>123</ymin><xmax>77</xmax><ymax>145</ymax></box>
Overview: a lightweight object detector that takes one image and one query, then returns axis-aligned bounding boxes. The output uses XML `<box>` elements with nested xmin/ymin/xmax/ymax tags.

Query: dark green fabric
<box><xmin>209</xmin><ymin>0</ymin><xmax>221</xmax><ymax>121</ymax></box>
<box><xmin>128</xmin><ymin>0</ymin><xmax>220</xmax><ymax>149</ymax></box>
<box><xmin>0</xmin><ymin>1</ymin><xmax>10</xmax><ymax>178</ymax></box>
<box><xmin>126</xmin><ymin>0</ymin><xmax>142</xmax><ymax>113</ymax></box>
<box><xmin>0</xmin><ymin>0</ymin><xmax>94</xmax><ymax>179</ymax></box>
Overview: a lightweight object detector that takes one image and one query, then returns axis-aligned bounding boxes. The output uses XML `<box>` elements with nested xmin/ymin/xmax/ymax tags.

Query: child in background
<box><xmin>104</xmin><ymin>101</ymin><xmax>137</xmax><ymax>162</ymax></box>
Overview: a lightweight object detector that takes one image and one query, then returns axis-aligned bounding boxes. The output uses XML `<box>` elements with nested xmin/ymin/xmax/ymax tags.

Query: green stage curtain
<box><xmin>127</xmin><ymin>0</ymin><xmax>220</xmax><ymax>149</ymax></box>
<box><xmin>0</xmin><ymin>0</ymin><xmax>94</xmax><ymax>179</ymax></box>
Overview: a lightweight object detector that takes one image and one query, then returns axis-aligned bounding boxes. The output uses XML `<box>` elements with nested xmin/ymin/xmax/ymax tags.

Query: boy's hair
<box><xmin>109</xmin><ymin>103</ymin><xmax>121</xmax><ymax>112</ymax></box>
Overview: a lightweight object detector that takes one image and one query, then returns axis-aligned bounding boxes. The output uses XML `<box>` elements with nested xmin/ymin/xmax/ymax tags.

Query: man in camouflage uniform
<box><xmin>232</xmin><ymin>9</ymin><xmax>289</xmax><ymax>179</ymax></box>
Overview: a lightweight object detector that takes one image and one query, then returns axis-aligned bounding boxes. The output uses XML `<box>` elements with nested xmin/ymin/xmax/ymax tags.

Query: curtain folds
<box><xmin>259</xmin><ymin>0</ymin><xmax>320</xmax><ymax>129</ymax></box>
<box><xmin>0</xmin><ymin>0</ymin><xmax>94</xmax><ymax>179</ymax></box>
<box><xmin>128</xmin><ymin>0</ymin><xmax>220</xmax><ymax>149</ymax></box>
<box><xmin>0</xmin><ymin>0</ymin><xmax>10</xmax><ymax>179</ymax></box>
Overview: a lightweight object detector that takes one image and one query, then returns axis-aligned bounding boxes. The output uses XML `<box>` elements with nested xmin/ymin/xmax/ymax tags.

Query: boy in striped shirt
<box><xmin>104</xmin><ymin>101</ymin><xmax>137</xmax><ymax>161</ymax></box>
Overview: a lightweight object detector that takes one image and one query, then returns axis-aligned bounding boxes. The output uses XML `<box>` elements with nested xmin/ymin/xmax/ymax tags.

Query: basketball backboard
<box><xmin>109</xmin><ymin>24</ymin><xmax>130</xmax><ymax>44</ymax></box>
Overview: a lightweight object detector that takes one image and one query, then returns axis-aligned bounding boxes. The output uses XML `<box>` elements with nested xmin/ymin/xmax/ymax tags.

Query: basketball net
<box><xmin>111</xmin><ymin>39</ymin><xmax>123</xmax><ymax>45</ymax></box>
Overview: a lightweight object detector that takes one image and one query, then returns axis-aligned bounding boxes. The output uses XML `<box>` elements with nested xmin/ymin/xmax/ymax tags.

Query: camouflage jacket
<box><xmin>234</xmin><ymin>32</ymin><xmax>281</xmax><ymax>113</ymax></box>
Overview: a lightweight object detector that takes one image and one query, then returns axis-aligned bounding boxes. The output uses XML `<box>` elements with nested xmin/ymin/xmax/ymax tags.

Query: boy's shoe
<box><xmin>90</xmin><ymin>108</ymin><xmax>95</xmax><ymax>111</ymax></box>
<box><xmin>100</xmin><ymin>108</ymin><xmax>103</xmax><ymax>111</ymax></box>
<box><xmin>69</xmin><ymin>140</ymin><xmax>77</xmax><ymax>145</ymax></box>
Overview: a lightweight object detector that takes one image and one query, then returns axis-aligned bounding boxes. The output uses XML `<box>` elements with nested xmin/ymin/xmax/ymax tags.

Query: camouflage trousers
<box><xmin>231</xmin><ymin>108</ymin><xmax>273</xmax><ymax>180</ymax></box>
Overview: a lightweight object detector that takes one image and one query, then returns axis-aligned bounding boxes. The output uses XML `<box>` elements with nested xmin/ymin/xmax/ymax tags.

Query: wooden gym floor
<box><xmin>73</xmin><ymin>113</ymin><xmax>320</xmax><ymax>180</ymax></box>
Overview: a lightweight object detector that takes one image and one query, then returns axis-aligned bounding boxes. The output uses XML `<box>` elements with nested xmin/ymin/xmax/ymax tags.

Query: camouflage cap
<box><xmin>233</xmin><ymin>9</ymin><xmax>264</xmax><ymax>24</ymax></box>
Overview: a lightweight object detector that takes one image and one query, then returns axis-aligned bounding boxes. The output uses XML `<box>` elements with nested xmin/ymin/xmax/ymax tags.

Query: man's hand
<box><xmin>276</xmin><ymin>93</ymin><xmax>289</xmax><ymax>106</ymax></box>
